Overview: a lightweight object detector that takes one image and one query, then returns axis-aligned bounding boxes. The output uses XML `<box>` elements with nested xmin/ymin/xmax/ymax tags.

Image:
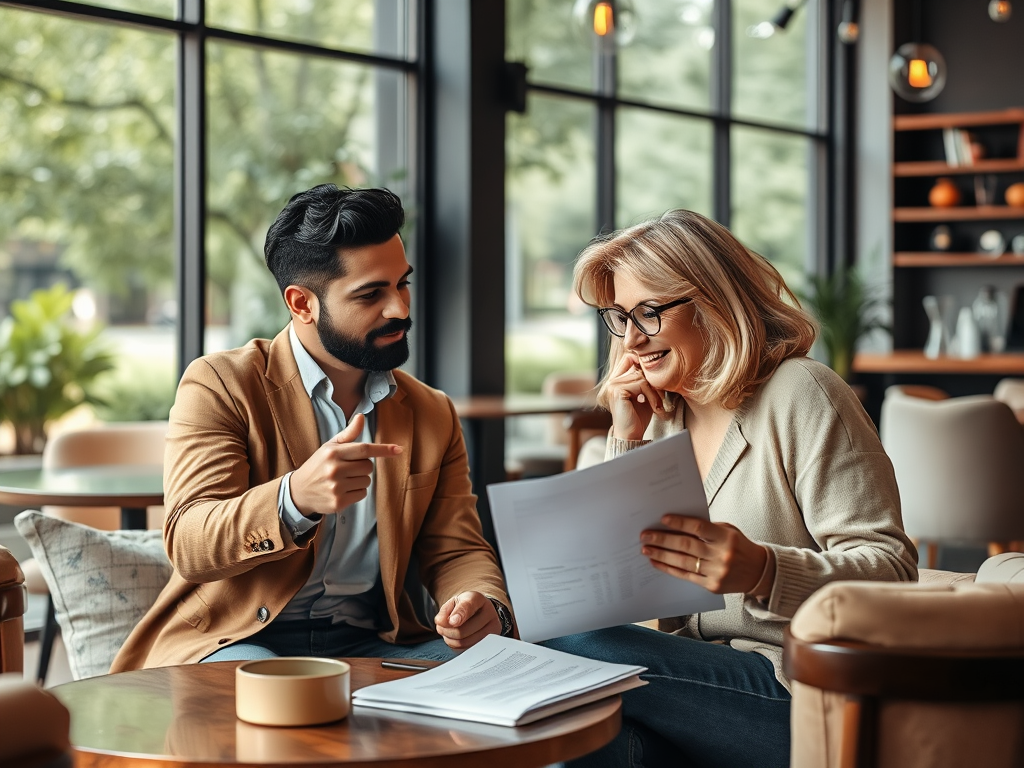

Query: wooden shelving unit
<box><xmin>894</xmin><ymin>158</ymin><xmax>1024</xmax><ymax>177</ymax></box>
<box><xmin>854</xmin><ymin>351</ymin><xmax>1024</xmax><ymax>375</ymax></box>
<box><xmin>893</xmin><ymin>253</ymin><xmax>1024</xmax><ymax>267</ymax></box>
<box><xmin>893</xmin><ymin>108</ymin><xmax>1024</xmax><ymax>132</ymax></box>
<box><xmin>881</xmin><ymin>108</ymin><xmax>1024</xmax><ymax>375</ymax></box>
<box><xmin>893</xmin><ymin>205</ymin><xmax>1024</xmax><ymax>222</ymax></box>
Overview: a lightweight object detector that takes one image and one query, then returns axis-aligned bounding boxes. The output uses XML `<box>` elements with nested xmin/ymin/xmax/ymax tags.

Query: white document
<box><xmin>488</xmin><ymin>431</ymin><xmax>725</xmax><ymax>643</ymax></box>
<box><xmin>352</xmin><ymin>634</ymin><xmax>646</xmax><ymax>726</ymax></box>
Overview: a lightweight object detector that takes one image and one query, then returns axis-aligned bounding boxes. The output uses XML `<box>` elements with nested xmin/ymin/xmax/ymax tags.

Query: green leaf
<box><xmin>796</xmin><ymin>267</ymin><xmax>891</xmax><ymax>381</ymax></box>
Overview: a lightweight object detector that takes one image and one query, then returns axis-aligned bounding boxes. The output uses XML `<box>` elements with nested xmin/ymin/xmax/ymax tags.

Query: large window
<box><xmin>506</xmin><ymin>0</ymin><xmax>831</xmax><ymax>398</ymax></box>
<box><xmin>0</xmin><ymin>1</ymin><xmax>416</xmax><ymax>451</ymax></box>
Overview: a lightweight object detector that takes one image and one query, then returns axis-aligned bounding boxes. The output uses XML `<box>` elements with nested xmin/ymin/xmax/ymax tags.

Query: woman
<box><xmin>543</xmin><ymin>210</ymin><xmax>917</xmax><ymax>768</ymax></box>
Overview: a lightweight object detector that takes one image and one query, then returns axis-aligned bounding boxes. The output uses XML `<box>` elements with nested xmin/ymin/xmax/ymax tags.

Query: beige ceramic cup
<box><xmin>235</xmin><ymin>657</ymin><xmax>351</xmax><ymax>727</ymax></box>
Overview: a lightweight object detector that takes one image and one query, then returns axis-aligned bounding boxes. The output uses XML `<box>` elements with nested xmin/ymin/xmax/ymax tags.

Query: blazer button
<box><xmin>260</xmin><ymin>539</ymin><xmax>274</xmax><ymax>551</ymax></box>
<box><xmin>257</xmin><ymin>606</ymin><xmax>269</xmax><ymax>623</ymax></box>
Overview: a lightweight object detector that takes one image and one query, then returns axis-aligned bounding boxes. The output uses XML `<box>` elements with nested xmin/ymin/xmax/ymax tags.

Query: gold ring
<box><xmin>695</xmin><ymin>558</ymin><xmax>701</xmax><ymax>575</ymax></box>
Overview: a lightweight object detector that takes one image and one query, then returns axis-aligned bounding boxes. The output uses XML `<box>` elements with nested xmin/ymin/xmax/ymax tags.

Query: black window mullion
<box><xmin>711</xmin><ymin>0</ymin><xmax>732</xmax><ymax>228</ymax></box>
<box><xmin>176</xmin><ymin>0</ymin><xmax>205</xmax><ymax>375</ymax></box>
<box><xmin>595</xmin><ymin>51</ymin><xmax>616</xmax><ymax>235</ymax></box>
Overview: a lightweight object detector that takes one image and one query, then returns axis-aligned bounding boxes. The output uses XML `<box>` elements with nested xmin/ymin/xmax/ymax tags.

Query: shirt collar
<box><xmin>288</xmin><ymin>324</ymin><xmax>396</xmax><ymax>405</ymax></box>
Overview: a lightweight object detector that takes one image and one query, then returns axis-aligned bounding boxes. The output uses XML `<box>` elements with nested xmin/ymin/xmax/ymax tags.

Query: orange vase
<box><xmin>1005</xmin><ymin>182</ymin><xmax>1024</xmax><ymax>208</ymax></box>
<box><xmin>928</xmin><ymin>177</ymin><xmax>961</xmax><ymax>208</ymax></box>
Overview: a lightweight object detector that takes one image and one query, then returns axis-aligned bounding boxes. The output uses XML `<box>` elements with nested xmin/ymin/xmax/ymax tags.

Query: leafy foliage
<box><xmin>92</xmin><ymin>367</ymin><xmax>175</xmax><ymax>422</ymax></box>
<box><xmin>0</xmin><ymin>2</ymin><xmax>393</xmax><ymax>347</ymax></box>
<box><xmin>798</xmin><ymin>267</ymin><xmax>890</xmax><ymax>381</ymax></box>
<box><xmin>0</xmin><ymin>284</ymin><xmax>115</xmax><ymax>453</ymax></box>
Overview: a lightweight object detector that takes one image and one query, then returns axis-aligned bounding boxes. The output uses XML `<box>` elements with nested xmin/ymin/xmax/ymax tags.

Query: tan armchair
<box><xmin>0</xmin><ymin>544</ymin><xmax>26</xmax><ymax>675</ymax></box>
<box><xmin>786</xmin><ymin>554</ymin><xmax>1024</xmax><ymax>768</ymax></box>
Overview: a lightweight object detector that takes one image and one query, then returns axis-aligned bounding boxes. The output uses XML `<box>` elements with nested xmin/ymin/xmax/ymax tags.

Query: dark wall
<box><xmin>894</xmin><ymin>0</ymin><xmax>1024</xmax><ymax>115</ymax></box>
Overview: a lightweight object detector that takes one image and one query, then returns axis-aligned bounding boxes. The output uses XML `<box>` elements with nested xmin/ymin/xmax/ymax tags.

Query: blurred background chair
<box><xmin>994</xmin><ymin>378</ymin><xmax>1024</xmax><ymax>422</ymax></box>
<box><xmin>0</xmin><ymin>675</ymin><xmax>73</xmax><ymax>768</ymax></box>
<box><xmin>563</xmin><ymin>408</ymin><xmax>612</xmax><ymax>471</ymax></box>
<box><xmin>20</xmin><ymin>421</ymin><xmax>167</xmax><ymax>684</ymax></box>
<box><xmin>506</xmin><ymin>371</ymin><xmax>597</xmax><ymax>479</ymax></box>
<box><xmin>879</xmin><ymin>387</ymin><xmax>1024</xmax><ymax>568</ymax></box>
<box><xmin>1</xmin><ymin>543</ymin><xmax>26</xmax><ymax>675</ymax></box>
<box><xmin>786</xmin><ymin>553</ymin><xmax>1024</xmax><ymax>768</ymax></box>
<box><xmin>891</xmin><ymin>384</ymin><xmax>949</xmax><ymax>401</ymax></box>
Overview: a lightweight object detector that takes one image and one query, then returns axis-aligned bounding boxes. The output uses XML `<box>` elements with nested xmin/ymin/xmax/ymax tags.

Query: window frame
<box><xmin>508</xmin><ymin>0</ymin><xmax>842</xmax><ymax>368</ymax></box>
<box><xmin>3</xmin><ymin>0</ymin><xmax>422</xmax><ymax>377</ymax></box>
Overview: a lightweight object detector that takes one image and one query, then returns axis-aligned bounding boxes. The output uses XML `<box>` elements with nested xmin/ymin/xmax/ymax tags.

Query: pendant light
<box><xmin>888</xmin><ymin>0</ymin><xmax>946</xmax><ymax>102</ymax></box>
<box><xmin>989</xmin><ymin>0</ymin><xmax>1012</xmax><ymax>22</ymax></box>
<box><xmin>837</xmin><ymin>0</ymin><xmax>859</xmax><ymax>44</ymax></box>
<box><xmin>572</xmin><ymin>0</ymin><xmax>638</xmax><ymax>52</ymax></box>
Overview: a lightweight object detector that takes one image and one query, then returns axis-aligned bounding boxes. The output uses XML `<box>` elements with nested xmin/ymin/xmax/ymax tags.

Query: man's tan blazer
<box><xmin>111</xmin><ymin>328</ymin><xmax>509</xmax><ymax>672</ymax></box>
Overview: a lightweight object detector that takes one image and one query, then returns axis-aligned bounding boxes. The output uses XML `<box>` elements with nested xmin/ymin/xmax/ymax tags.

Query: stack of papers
<box><xmin>352</xmin><ymin>634</ymin><xmax>646</xmax><ymax>726</ymax></box>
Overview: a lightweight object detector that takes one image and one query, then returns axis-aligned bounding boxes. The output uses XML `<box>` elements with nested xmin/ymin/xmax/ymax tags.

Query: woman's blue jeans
<box><xmin>541</xmin><ymin>624</ymin><xmax>791</xmax><ymax>768</ymax></box>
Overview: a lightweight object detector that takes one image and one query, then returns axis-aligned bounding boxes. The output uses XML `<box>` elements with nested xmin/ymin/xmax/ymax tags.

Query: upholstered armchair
<box><xmin>879</xmin><ymin>387</ymin><xmax>1024</xmax><ymax>567</ymax></box>
<box><xmin>0</xmin><ymin>543</ymin><xmax>26</xmax><ymax>675</ymax></box>
<box><xmin>786</xmin><ymin>554</ymin><xmax>1024</xmax><ymax>768</ymax></box>
<box><xmin>0</xmin><ymin>547</ymin><xmax>70</xmax><ymax>766</ymax></box>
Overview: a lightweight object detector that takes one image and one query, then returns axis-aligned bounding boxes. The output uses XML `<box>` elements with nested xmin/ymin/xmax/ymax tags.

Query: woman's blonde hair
<box><xmin>574</xmin><ymin>209</ymin><xmax>818</xmax><ymax>409</ymax></box>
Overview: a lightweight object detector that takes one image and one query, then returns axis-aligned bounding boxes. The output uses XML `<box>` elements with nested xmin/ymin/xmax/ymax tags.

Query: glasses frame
<box><xmin>597</xmin><ymin>298</ymin><xmax>692</xmax><ymax>337</ymax></box>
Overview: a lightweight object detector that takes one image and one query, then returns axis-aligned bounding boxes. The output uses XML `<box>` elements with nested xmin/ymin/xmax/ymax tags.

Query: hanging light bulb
<box><xmin>989</xmin><ymin>0</ymin><xmax>1012</xmax><ymax>21</ymax></box>
<box><xmin>889</xmin><ymin>43</ymin><xmax>947</xmax><ymax>102</ymax></box>
<box><xmin>837</xmin><ymin>0</ymin><xmax>859</xmax><ymax>44</ymax></box>
<box><xmin>572</xmin><ymin>0</ymin><xmax>638</xmax><ymax>50</ymax></box>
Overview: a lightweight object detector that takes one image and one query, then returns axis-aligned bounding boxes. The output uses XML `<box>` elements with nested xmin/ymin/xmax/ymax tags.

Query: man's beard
<box><xmin>317</xmin><ymin>305</ymin><xmax>412</xmax><ymax>372</ymax></box>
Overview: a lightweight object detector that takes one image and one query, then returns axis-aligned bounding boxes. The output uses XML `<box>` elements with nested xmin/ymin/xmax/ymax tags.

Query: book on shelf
<box><xmin>940</xmin><ymin>127</ymin><xmax>975</xmax><ymax>167</ymax></box>
<box><xmin>959</xmin><ymin>129</ymin><xmax>976</xmax><ymax>166</ymax></box>
<box><xmin>942</xmin><ymin>127</ymin><xmax>961</xmax><ymax>167</ymax></box>
<box><xmin>352</xmin><ymin>634</ymin><xmax>647</xmax><ymax>726</ymax></box>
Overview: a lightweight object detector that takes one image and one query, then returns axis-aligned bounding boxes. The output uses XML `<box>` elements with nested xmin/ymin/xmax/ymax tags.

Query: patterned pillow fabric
<box><xmin>14</xmin><ymin>511</ymin><xmax>171</xmax><ymax>680</ymax></box>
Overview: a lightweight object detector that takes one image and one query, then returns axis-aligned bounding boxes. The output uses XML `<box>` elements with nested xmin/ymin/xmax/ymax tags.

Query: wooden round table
<box><xmin>52</xmin><ymin>658</ymin><xmax>621</xmax><ymax>767</ymax></box>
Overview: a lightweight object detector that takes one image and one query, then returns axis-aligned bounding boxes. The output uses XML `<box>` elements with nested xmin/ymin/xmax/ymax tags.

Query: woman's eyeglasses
<box><xmin>597</xmin><ymin>298</ymin><xmax>692</xmax><ymax>338</ymax></box>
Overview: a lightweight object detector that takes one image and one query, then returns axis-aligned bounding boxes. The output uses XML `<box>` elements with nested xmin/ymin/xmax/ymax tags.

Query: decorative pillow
<box><xmin>13</xmin><ymin>511</ymin><xmax>172</xmax><ymax>680</ymax></box>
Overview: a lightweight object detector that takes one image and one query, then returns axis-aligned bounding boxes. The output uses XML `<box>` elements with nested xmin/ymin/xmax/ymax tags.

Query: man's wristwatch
<box><xmin>488</xmin><ymin>598</ymin><xmax>514</xmax><ymax>637</ymax></box>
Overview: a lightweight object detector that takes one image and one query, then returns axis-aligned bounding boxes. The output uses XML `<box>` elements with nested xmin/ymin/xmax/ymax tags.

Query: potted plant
<box><xmin>798</xmin><ymin>266</ymin><xmax>890</xmax><ymax>382</ymax></box>
<box><xmin>0</xmin><ymin>284</ymin><xmax>115</xmax><ymax>454</ymax></box>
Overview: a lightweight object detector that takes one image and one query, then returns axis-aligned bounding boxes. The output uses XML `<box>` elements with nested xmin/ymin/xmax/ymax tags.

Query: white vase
<box><xmin>954</xmin><ymin>306</ymin><xmax>982</xmax><ymax>359</ymax></box>
<box><xmin>923</xmin><ymin>295</ymin><xmax>951</xmax><ymax>358</ymax></box>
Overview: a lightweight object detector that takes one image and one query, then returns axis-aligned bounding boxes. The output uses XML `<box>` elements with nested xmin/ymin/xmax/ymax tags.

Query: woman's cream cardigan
<box><xmin>605</xmin><ymin>357</ymin><xmax>919</xmax><ymax>689</ymax></box>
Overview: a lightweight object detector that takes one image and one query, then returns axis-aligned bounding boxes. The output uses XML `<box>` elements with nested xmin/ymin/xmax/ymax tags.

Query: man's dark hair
<box><xmin>264</xmin><ymin>184</ymin><xmax>405</xmax><ymax>297</ymax></box>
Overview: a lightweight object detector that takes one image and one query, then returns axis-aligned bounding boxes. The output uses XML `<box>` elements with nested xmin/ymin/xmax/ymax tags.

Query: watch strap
<box><xmin>487</xmin><ymin>597</ymin><xmax>514</xmax><ymax>637</ymax></box>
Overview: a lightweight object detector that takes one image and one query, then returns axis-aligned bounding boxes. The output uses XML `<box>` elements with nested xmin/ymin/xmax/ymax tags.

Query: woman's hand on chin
<box><xmin>607</xmin><ymin>354</ymin><xmax>666</xmax><ymax>440</ymax></box>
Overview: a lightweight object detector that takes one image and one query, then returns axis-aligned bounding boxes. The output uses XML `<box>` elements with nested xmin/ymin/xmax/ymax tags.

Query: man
<box><xmin>112</xmin><ymin>185</ymin><xmax>514</xmax><ymax>671</ymax></box>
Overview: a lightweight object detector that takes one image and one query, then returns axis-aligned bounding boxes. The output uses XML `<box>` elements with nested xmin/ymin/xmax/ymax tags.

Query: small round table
<box><xmin>0</xmin><ymin>465</ymin><xmax>164</xmax><ymax>529</ymax></box>
<box><xmin>52</xmin><ymin>658</ymin><xmax>621</xmax><ymax>768</ymax></box>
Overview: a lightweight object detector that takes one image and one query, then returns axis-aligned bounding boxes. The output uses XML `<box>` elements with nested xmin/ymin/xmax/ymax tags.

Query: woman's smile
<box><xmin>638</xmin><ymin>349</ymin><xmax>669</xmax><ymax>367</ymax></box>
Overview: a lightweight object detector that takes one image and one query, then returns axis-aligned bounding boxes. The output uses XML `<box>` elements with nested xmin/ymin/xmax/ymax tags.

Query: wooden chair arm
<box><xmin>783</xmin><ymin>628</ymin><xmax>1024</xmax><ymax>701</ymax></box>
<box><xmin>0</xmin><ymin>546</ymin><xmax>27</xmax><ymax>675</ymax></box>
<box><xmin>785</xmin><ymin>628</ymin><xmax>1024</xmax><ymax>768</ymax></box>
